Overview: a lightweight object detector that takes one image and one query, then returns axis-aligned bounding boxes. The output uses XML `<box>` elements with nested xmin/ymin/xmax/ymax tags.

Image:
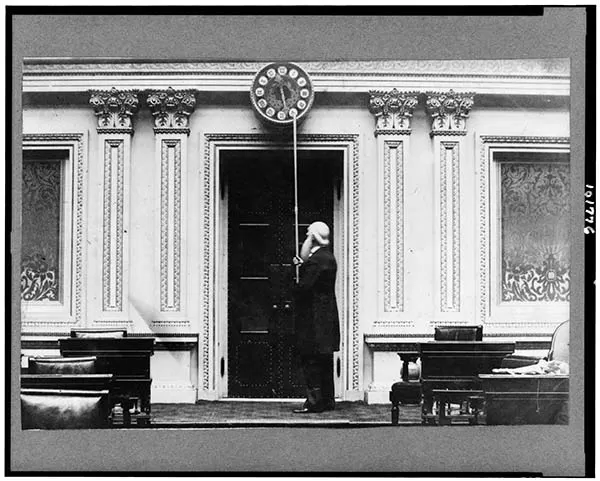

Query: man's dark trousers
<box><xmin>301</xmin><ymin>353</ymin><xmax>334</xmax><ymax>411</ymax></box>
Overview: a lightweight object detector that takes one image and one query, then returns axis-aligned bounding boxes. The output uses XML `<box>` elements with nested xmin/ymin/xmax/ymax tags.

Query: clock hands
<box><xmin>279</xmin><ymin>84</ymin><xmax>287</xmax><ymax>110</ymax></box>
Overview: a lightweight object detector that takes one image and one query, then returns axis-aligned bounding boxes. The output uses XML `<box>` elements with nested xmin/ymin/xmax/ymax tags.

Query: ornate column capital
<box><xmin>368</xmin><ymin>89</ymin><xmax>419</xmax><ymax>136</ymax></box>
<box><xmin>146</xmin><ymin>88</ymin><xmax>197</xmax><ymax>134</ymax></box>
<box><xmin>425</xmin><ymin>90</ymin><xmax>475</xmax><ymax>136</ymax></box>
<box><xmin>89</xmin><ymin>87</ymin><xmax>140</xmax><ymax>133</ymax></box>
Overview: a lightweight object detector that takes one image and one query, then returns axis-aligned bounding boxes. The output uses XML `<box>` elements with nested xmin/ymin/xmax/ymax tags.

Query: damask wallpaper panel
<box><xmin>21</xmin><ymin>154</ymin><xmax>64</xmax><ymax>302</ymax></box>
<box><xmin>500</xmin><ymin>153</ymin><xmax>570</xmax><ymax>303</ymax></box>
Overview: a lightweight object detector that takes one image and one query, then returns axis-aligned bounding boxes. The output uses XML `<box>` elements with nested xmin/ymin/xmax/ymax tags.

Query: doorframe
<box><xmin>199</xmin><ymin>133</ymin><xmax>361</xmax><ymax>400</ymax></box>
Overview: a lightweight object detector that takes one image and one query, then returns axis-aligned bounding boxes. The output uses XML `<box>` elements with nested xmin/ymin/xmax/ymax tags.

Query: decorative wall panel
<box><xmin>477</xmin><ymin>136</ymin><xmax>570</xmax><ymax>326</ymax></box>
<box><xmin>21</xmin><ymin>133</ymin><xmax>87</xmax><ymax>328</ymax></box>
<box><xmin>439</xmin><ymin>141</ymin><xmax>460</xmax><ymax>312</ymax></box>
<box><xmin>102</xmin><ymin>139</ymin><xmax>125</xmax><ymax>311</ymax></box>
<box><xmin>501</xmin><ymin>162</ymin><xmax>570</xmax><ymax>302</ymax></box>
<box><xmin>383</xmin><ymin>141</ymin><xmax>404</xmax><ymax>312</ymax></box>
<box><xmin>21</xmin><ymin>160</ymin><xmax>62</xmax><ymax>302</ymax></box>
<box><xmin>159</xmin><ymin>139</ymin><xmax>183</xmax><ymax>311</ymax></box>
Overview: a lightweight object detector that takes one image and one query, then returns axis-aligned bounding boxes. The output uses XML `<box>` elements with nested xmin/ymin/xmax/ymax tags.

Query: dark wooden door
<box><xmin>225</xmin><ymin>149</ymin><xmax>340</xmax><ymax>398</ymax></box>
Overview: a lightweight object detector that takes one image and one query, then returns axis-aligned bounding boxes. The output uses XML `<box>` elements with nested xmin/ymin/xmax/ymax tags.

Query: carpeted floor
<box><xmin>149</xmin><ymin>401</ymin><xmax>422</xmax><ymax>427</ymax></box>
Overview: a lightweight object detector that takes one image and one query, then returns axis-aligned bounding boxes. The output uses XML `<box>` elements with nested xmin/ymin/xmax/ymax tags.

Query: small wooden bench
<box><xmin>431</xmin><ymin>389</ymin><xmax>484</xmax><ymax>425</ymax></box>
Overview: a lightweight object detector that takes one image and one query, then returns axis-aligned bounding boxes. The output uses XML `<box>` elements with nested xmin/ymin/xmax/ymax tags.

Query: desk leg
<box><xmin>122</xmin><ymin>399</ymin><xmax>132</xmax><ymax>426</ymax></box>
<box><xmin>391</xmin><ymin>401</ymin><xmax>399</xmax><ymax>425</ymax></box>
<box><xmin>438</xmin><ymin>397</ymin><xmax>450</xmax><ymax>426</ymax></box>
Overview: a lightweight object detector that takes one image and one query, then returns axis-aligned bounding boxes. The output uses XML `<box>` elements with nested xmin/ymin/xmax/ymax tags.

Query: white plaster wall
<box><xmin>150</xmin><ymin>349</ymin><xmax>197</xmax><ymax>403</ymax></box>
<box><xmin>21</xmin><ymin>101</ymin><xmax>570</xmax><ymax>402</ymax></box>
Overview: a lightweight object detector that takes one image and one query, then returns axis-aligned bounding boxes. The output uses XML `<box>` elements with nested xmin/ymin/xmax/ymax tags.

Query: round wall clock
<box><xmin>250</xmin><ymin>62</ymin><xmax>315</xmax><ymax>126</ymax></box>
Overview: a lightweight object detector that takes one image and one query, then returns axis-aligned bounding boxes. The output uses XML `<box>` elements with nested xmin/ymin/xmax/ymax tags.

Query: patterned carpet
<box><xmin>149</xmin><ymin>401</ymin><xmax>422</xmax><ymax>427</ymax></box>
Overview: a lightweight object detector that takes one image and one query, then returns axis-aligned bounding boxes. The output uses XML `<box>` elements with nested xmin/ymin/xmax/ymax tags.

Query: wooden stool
<box><xmin>390</xmin><ymin>352</ymin><xmax>421</xmax><ymax>425</ymax></box>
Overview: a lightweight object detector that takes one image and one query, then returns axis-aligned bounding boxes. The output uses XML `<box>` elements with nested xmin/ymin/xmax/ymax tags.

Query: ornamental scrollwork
<box><xmin>501</xmin><ymin>162</ymin><xmax>570</xmax><ymax>302</ymax></box>
<box><xmin>426</xmin><ymin>90</ymin><xmax>475</xmax><ymax>135</ymax></box>
<box><xmin>21</xmin><ymin>160</ymin><xmax>62</xmax><ymax>302</ymax></box>
<box><xmin>146</xmin><ymin>88</ymin><xmax>197</xmax><ymax>131</ymax></box>
<box><xmin>89</xmin><ymin>87</ymin><xmax>140</xmax><ymax>131</ymax></box>
<box><xmin>368</xmin><ymin>89</ymin><xmax>419</xmax><ymax>134</ymax></box>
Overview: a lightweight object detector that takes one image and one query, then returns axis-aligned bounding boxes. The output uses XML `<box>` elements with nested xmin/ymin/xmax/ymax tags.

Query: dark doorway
<box><xmin>223</xmin><ymin>149</ymin><xmax>342</xmax><ymax>398</ymax></box>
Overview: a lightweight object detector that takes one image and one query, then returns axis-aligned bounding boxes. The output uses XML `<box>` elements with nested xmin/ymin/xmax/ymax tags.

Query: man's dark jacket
<box><xmin>293</xmin><ymin>248</ymin><xmax>340</xmax><ymax>354</ymax></box>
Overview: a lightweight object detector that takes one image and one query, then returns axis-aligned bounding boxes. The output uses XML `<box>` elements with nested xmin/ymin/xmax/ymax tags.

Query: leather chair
<box><xmin>21</xmin><ymin>388</ymin><xmax>110</xmax><ymax>429</ymax></box>
<box><xmin>501</xmin><ymin>320</ymin><xmax>569</xmax><ymax>368</ymax></box>
<box><xmin>71</xmin><ymin>328</ymin><xmax>127</xmax><ymax>338</ymax></box>
<box><xmin>434</xmin><ymin>325</ymin><xmax>483</xmax><ymax>341</ymax></box>
<box><xmin>28</xmin><ymin>356</ymin><xmax>97</xmax><ymax>374</ymax></box>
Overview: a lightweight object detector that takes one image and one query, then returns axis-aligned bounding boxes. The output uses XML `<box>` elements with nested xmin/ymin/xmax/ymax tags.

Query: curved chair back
<box><xmin>21</xmin><ymin>389</ymin><xmax>110</xmax><ymax>429</ymax></box>
<box><xmin>548</xmin><ymin>320</ymin><xmax>569</xmax><ymax>363</ymax></box>
<box><xmin>434</xmin><ymin>325</ymin><xmax>483</xmax><ymax>341</ymax></box>
<box><xmin>71</xmin><ymin>328</ymin><xmax>127</xmax><ymax>338</ymax></box>
<box><xmin>29</xmin><ymin>356</ymin><xmax>97</xmax><ymax>374</ymax></box>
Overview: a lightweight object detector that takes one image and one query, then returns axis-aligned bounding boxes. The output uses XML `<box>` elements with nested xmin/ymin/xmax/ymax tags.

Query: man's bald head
<box><xmin>308</xmin><ymin>221</ymin><xmax>330</xmax><ymax>247</ymax></box>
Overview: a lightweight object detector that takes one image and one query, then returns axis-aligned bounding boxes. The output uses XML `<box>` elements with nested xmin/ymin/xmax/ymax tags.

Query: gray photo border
<box><xmin>9</xmin><ymin>8</ymin><xmax>588</xmax><ymax>475</ymax></box>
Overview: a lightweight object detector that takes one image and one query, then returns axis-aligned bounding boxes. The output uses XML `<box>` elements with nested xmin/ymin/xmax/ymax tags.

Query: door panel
<box><xmin>225</xmin><ymin>149</ymin><xmax>339</xmax><ymax>398</ymax></box>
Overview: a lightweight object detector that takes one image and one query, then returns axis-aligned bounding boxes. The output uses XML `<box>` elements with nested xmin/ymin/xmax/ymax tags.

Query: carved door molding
<box><xmin>201</xmin><ymin>133</ymin><xmax>361</xmax><ymax>398</ymax></box>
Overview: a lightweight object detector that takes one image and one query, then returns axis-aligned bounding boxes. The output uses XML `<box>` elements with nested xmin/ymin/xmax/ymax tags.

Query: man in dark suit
<box><xmin>292</xmin><ymin>221</ymin><xmax>340</xmax><ymax>413</ymax></box>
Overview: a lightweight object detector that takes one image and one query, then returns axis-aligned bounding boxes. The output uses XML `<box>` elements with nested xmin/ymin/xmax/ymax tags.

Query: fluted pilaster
<box><xmin>147</xmin><ymin>89</ymin><xmax>197</xmax><ymax>319</ymax></box>
<box><xmin>89</xmin><ymin>88</ymin><xmax>140</xmax><ymax>323</ymax></box>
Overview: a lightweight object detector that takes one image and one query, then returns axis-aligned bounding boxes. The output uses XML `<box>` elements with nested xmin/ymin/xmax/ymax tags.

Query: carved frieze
<box><xmin>426</xmin><ymin>90</ymin><xmax>475</xmax><ymax>136</ymax></box>
<box><xmin>89</xmin><ymin>87</ymin><xmax>140</xmax><ymax>132</ymax></box>
<box><xmin>368</xmin><ymin>89</ymin><xmax>419</xmax><ymax>135</ymax></box>
<box><xmin>146</xmin><ymin>88</ymin><xmax>196</xmax><ymax>133</ymax></box>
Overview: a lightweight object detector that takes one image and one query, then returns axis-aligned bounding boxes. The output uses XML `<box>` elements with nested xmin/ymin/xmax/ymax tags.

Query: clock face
<box><xmin>250</xmin><ymin>62</ymin><xmax>315</xmax><ymax>125</ymax></box>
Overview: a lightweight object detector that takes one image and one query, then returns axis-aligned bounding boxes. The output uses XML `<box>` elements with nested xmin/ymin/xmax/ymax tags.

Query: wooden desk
<box><xmin>419</xmin><ymin>341</ymin><xmax>515</xmax><ymax>424</ymax></box>
<box><xmin>59</xmin><ymin>337</ymin><xmax>154</xmax><ymax>426</ymax></box>
<box><xmin>479</xmin><ymin>374</ymin><xmax>569</xmax><ymax>425</ymax></box>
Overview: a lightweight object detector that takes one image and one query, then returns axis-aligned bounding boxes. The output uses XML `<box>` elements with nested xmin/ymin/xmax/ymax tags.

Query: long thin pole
<box><xmin>293</xmin><ymin>113</ymin><xmax>300</xmax><ymax>284</ymax></box>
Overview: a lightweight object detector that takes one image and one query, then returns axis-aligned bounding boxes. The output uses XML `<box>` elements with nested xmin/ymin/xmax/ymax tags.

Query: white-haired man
<box><xmin>292</xmin><ymin>221</ymin><xmax>340</xmax><ymax>413</ymax></box>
